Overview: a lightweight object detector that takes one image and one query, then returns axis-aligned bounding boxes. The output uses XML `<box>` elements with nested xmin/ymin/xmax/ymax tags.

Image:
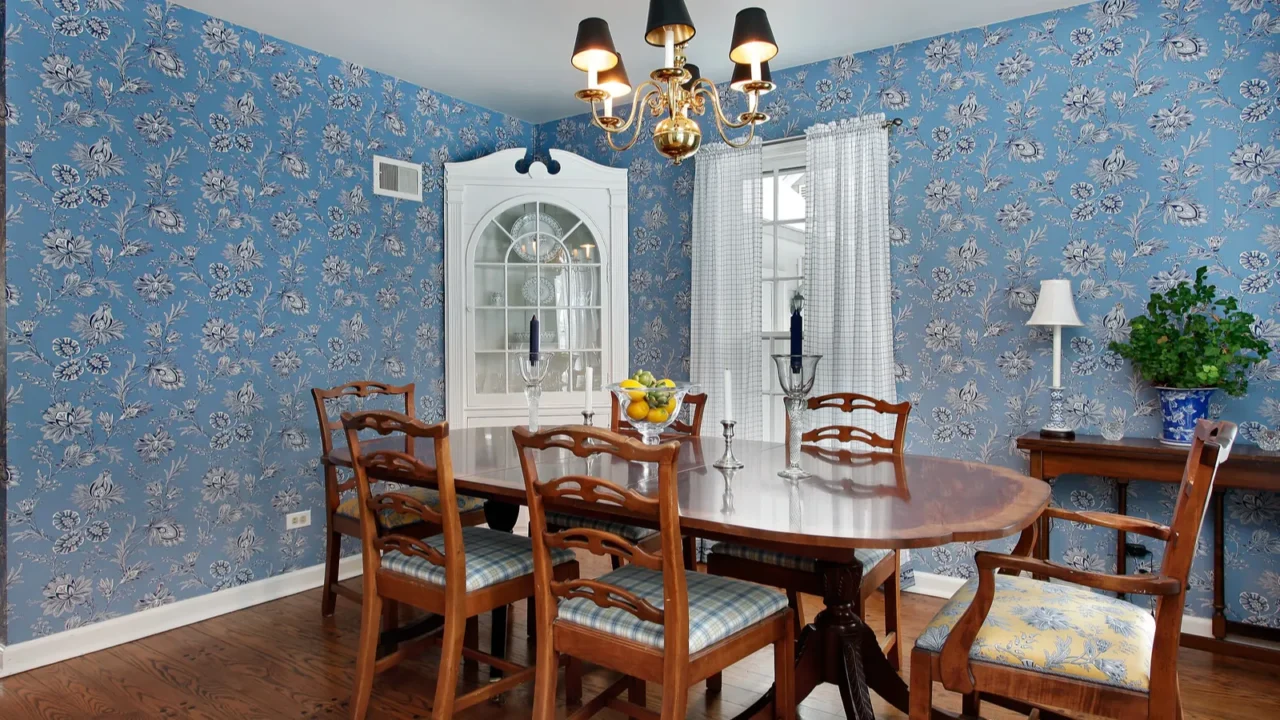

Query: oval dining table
<box><xmin>328</xmin><ymin>426</ymin><xmax>1050</xmax><ymax>719</ymax></box>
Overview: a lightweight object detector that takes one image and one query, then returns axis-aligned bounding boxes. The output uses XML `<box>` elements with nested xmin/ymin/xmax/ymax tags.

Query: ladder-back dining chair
<box><xmin>706</xmin><ymin>391</ymin><xmax>910</xmax><ymax>670</ymax></box>
<box><xmin>342</xmin><ymin>412</ymin><xmax>579</xmax><ymax>719</ymax></box>
<box><xmin>543</xmin><ymin>392</ymin><xmax>709</xmax><ymax>571</ymax></box>
<box><xmin>514</xmin><ymin>425</ymin><xmax>795</xmax><ymax>720</ymax></box>
<box><xmin>911</xmin><ymin>419</ymin><xmax>1237</xmax><ymax>720</ymax></box>
<box><xmin>311</xmin><ymin>381</ymin><xmax>488</xmax><ymax>617</ymax></box>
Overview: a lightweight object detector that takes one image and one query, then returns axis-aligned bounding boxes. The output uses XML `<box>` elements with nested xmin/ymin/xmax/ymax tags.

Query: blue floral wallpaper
<box><xmin>2</xmin><ymin>1</ymin><xmax>530</xmax><ymax>643</ymax></box>
<box><xmin>545</xmin><ymin>0</ymin><xmax>1280</xmax><ymax>624</ymax></box>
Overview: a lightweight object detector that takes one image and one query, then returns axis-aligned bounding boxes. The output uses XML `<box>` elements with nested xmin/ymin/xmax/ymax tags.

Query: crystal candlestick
<box><xmin>519</xmin><ymin>357</ymin><xmax>552</xmax><ymax>431</ymax></box>
<box><xmin>772</xmin><ymin>354</ymin><xmax>822</xmax><ymax>480</ymax></box>
<box><xmin>713</xmin><ymin>420</ymin><xmax>744</xmax><ymax>469</ymax></box>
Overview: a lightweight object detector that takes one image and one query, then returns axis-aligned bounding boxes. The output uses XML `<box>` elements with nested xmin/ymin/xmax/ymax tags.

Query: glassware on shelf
<box><xmin>608</xmin><ymin>380</ymin><xmax>697</xmax><ymax>445</ymax></box>
<box><xmin>1258</xmin><ymin>429</ymin><xmax>1280</xmax><ymax>453</ymax></box>
<box><xmin>1101</xmin><ymin>421</ymin><xmax>1126</xmax><ymax>442</ymax></box>
<box><xmin>519</xmin><ymin>357</ymin><xmax>553</xmax><ymax>431</ymax></box>
<box><xmin>771</xmin><ymin>354</ymin><xmax>822</xmax><ymax>480</ymax></box>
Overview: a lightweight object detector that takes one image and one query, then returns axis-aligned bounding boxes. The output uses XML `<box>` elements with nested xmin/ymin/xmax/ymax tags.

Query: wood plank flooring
<box><xmin>2</xmin><ymin>553</ymin><xmax>1278</xmax><ymax>719</ymax></box>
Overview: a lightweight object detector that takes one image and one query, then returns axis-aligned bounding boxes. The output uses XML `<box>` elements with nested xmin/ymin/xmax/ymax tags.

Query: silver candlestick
<box><xmin>772</xmin><ymin>353</ymin><xmax>822</xmax><ymax>480</ymax></box>
<box><xmin>713</xmin><ymin>420</ymin><xmax>744</xmax><ymax>469</ymax></box>
<box><xmin>518</xmin><ymin>357</ymin><xmax>552</xmax><ymax>431</ymax></box>
<box><xmin>718</xmin><ymin>465</ymin><xmax>737</xmax><ymax>515</ymax></box>
<box><xmin>581</xmin><ymin>410</ymin><xmax>596</xmax><ymax>427</ymax></box>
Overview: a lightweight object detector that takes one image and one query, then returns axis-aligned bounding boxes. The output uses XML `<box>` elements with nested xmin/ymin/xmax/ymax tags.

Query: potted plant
<box><xmin>1109</xmin><ymin>266</ymin><xmax>1270</xmax><ymax>446</ymax></box>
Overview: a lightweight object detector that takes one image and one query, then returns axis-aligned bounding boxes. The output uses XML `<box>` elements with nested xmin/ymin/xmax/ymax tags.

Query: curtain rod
<box><xmin>761</xmin><ymin>117</ymin><xmax>903</xmax><ymax>146</ymax></box>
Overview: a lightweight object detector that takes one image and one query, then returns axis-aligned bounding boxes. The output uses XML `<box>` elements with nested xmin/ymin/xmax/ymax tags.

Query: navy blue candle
<box><xmin>529</xmin><ymin>314</ymin><xmax>540</xmax><ymax>364</ymax></box>
<box><xmin>789</xmin><ymin>308</ymin><xmax>803</xmax><ymax>373</ymax></box>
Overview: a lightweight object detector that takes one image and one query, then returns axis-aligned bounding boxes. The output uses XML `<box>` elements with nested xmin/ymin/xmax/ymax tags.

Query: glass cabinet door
<box><xmin>473</xmin><ymin>201</ymin><xmax>603</xmax><ymax>397</ymax></box>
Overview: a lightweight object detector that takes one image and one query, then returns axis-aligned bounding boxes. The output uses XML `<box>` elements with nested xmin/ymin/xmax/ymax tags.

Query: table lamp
<box><xmin>1027</xmin><ymin>279</ymin><xmax>1083</xmax><ymax>439</ymax></box>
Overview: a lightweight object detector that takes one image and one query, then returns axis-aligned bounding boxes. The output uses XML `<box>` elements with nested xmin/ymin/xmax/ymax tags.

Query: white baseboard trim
<box><xmin>0</xmin><ymin>555</ymin><xmax>363</xmax><ymax>678</ymax></box>
<box><xmin>906</xmin><ymin>571</ymin><xmax>1225</xmax><ymax>639</ymax></box>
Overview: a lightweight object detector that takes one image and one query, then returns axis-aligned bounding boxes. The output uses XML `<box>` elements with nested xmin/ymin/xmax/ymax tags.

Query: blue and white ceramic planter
<box><xmin>1156</xmin><ymin>387</ymin><xmax>1215</xmax><ymax>446</ymax></box>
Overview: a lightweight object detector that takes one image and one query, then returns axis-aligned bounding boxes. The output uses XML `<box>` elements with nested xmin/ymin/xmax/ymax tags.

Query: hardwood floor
<box><xmin>2</xmin><ymin>553</ymin><xmax>1278</xmax><ymax>719</ymax></box>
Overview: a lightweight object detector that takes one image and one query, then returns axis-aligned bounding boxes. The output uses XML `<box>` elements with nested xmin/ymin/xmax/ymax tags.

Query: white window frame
<box><xmin>760</xmin><ymin>140</ymin><xmax>807</xmax><ymax>443</ymax></box>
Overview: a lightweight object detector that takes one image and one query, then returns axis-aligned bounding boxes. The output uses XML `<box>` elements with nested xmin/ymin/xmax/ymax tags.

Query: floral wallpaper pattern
<box><xmin>545</xmin><ymin>0</ymin><xmax>1280</xmax><ymax>624</ymax></box>
<box><xmin>3</xmin><ymin>1</ymin><xmax>530</xmax><ymax>643</ymax></box>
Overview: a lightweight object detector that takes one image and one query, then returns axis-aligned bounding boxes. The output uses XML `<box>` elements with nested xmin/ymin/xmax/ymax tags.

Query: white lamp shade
<box><xmin>1026</xmin><ymin>279</ymin><xmax>1083</xmax><ymax>327</ymax></box>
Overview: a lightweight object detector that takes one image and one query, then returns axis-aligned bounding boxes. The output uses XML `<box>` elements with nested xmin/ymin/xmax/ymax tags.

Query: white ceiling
<box><xmin>174</xmin><ymin>0</ymin><xmax>1089</xmax><ymax>124</ymax></box>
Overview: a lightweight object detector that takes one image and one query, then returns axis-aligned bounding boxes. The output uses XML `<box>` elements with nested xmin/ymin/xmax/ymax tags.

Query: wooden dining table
<box><xmin>327</xmin><ymin>427</ymin><xmax>1050</xmax><ymax>719</ymax></box>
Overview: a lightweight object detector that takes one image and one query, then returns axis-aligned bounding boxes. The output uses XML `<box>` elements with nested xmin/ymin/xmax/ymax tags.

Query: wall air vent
<box><xmin>373</xmin><ymin>155</ymin><xmax>422</xmax><ymax>202</ymax></box>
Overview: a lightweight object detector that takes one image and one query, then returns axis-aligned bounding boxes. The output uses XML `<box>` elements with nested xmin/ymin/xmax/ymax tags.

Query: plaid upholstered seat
<box><xmin>708</xmin><ymin>542</ymin><xmax>891</xmax><ymax>573</ymax></box>
<box><xmin>335</xmin><ymin>487</ymin><xmax>485</xmax><ymax>528</ymax></box>
<box><xmin>544</xmin><ymin>510</ymin><xmax>658</xmax><ymax>542</ymax></box>
<box><xmin>558</xmin><ymin>564</ymin><xmax>787</xmax><ymax>653</ymax></box>
<box><xmin>382</xmin><ymin>526</ymin><xmax>576</xmax><ymax>592</ymax></box>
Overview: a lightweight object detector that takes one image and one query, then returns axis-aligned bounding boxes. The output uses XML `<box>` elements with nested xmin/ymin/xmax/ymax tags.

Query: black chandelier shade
<box><xmin>681</xmin><ymin>63</ymin><xmax>700</xmax><ymax>91</ymax></box>
<box><xmin>599</xmin><ymin>53</ymin><xmax>632</xmax><ymax>98</ymax></box>
<box><xmin>645</xmin><ymin>0</ymin><xmax>696</xmax><ymax>46</ymax></box>
<box><xmin>728</xmin><ymin>7</ymin><xmax>778</xmax><ymax>64</ymax></box>
<box><xmin>730</xmin><ymin>60</ymin><xmax>772</xmax><ymax>91</ymax></box>
<box><xmin>571</xmin><ymin>17</ymin><xmax>619</xmax><ymax>72</ymax></box>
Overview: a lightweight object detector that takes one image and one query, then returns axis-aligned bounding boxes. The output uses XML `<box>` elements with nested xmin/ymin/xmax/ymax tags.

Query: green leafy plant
<box><xmin>1109</xmin><ymin>267</ymin><xmax>1269</xmax><ymax>396</ymax></box>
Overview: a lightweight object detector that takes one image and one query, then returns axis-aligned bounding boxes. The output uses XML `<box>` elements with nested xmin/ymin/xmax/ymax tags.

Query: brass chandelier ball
<box><xmin>652</xmin><ymin>114</ymin><xmax>701</xmax><ymax>164</ymax></box>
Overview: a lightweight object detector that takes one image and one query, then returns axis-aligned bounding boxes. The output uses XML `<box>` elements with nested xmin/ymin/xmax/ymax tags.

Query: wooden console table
<box><xmin>1017</xmin><ymin>432</ymin><xmax>1280</xmax><ymax>664</ymax></box>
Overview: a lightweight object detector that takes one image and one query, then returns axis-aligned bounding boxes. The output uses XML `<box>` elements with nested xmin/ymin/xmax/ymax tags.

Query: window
<box><xmin>760</xmin><ymin>141</ymin><xmax>806</xmax><ymax>442</ymax></box>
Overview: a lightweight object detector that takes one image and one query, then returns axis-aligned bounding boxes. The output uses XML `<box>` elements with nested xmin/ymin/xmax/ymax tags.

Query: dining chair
<box><xmin>543</xmin><ymin>392</ymin><xmax>709</xmax><ymax>571</ymax></box>
<box><xmin>514</xmin><ymin>425</ymin><xmax>795</xmax><ymax>720</ymax></box>
<box><xmin>706</xmin><ymin>392</ymin><xmax>910</xmax><ymax>668</ymax></box>
<box><xmin>910</xmin><ymin>419</ymin><xmax>1237</xmax><ymax>720</ymax></box>
<box><xmin>342</xmin><ymin>411</ymin><xmax>579</xmax><ymax>719</ymax></box>
<box><xmin>311</xmin><ymin>380</ymin><xmax>487</xmax><ymax>617</ymax></box>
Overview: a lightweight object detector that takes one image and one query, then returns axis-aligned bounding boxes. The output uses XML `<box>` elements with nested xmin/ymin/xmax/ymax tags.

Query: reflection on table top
<box><xmin>327</xmin><ymin>427</ymin><xmax>1049</xmax><ymax>557</ymax></box>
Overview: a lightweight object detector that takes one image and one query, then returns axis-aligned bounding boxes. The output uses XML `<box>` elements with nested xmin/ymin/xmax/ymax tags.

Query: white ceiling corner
<box><xmin>173</xmin><ymin>0</ymin><xmax>1091</xmax><ymax>124</ymax></box>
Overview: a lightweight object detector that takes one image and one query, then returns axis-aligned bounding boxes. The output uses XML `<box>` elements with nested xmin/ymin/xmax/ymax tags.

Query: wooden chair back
<box><xmin>796</xmin><ymin>392</ymin><xmax>910</xmax><ymax>453</ymax></box>
<box><xmin>513</xmin><ymin>426</ymin><xmax>688</xmax><ymax>660</ymax></box>
<box><xmin>341</xmin><ymin>411</ymin><xmax>463</xmax><ymax>593</ymax></box>
<box><xmin>1152</xmin><ymin>419</ymin><xmax>1236</xmax><ymax>647</ymax></box>
<box><xmin>610</xmin><ymin>392</ymin><xmax>709</xmax><ymax>437</ymax></box>
<box><xmin>311</xmin><ymin>380</ymin><xmax>415</xmax><ymax>457</ymax></box>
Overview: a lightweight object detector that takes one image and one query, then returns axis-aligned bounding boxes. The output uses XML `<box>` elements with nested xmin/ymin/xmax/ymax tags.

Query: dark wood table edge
<box><xmin>1015</xmin><ymin>431</ymin><xmax>1280</xmax><ymax>666</ymax></box>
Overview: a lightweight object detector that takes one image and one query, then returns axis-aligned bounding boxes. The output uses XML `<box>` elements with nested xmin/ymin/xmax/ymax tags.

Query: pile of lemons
<box><xmin>619</xmin><ymin>370</ymin><xmax>678</xmax><ymax>424</ymax></box>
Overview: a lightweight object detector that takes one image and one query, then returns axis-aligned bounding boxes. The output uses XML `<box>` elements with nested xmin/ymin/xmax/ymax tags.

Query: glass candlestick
<box><xmin>713</xmin><ymin>420</ymin><xmax>744</xmax><ymax>469</ymax></box>
<box><xmin>772</xmin><ymin>354</ymin><xmax>822</xmax><ymax>480</ymax></box>
<box><xmin>519</xmin><ymin>357</ymin><xmax>552</xmax><ymax>431</ymax></box>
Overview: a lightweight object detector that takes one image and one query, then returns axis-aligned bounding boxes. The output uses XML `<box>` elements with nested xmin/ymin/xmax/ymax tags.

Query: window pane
<box><xmin>776</xmin><ymin>171</ymin><xmax>805</xmax><ymax>222</ymax></box>
<box><xmin>761</xmin><ymin>280</ymin><xmax>774</xmax><ymax>332</ymax></box>
<box><xmin>776</xmin><ymin>279</ymin><xmax>802</xmax><ymax>331</ymax></box>
<box><xmin>762</xmin><ymin>174</ymin><xmax>775</xmax><ymax>221</ymax></box>
<box><xmin>475</xmin><ymin>309</ymin><xmax>506</xmax><ymax>351</ymax></box>
<box><xmin>476</xmin><ymin>353</ymin><xmax>507</xmax><ymax>394</ymax></box>
<box><xmin>775</xmin><ymin>223</ymin><xmax>805</xmax><ymax>277</ymax></box>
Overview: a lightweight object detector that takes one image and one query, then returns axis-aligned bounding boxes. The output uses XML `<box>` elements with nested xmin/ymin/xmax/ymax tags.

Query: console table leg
<box><xmin>1213</xmin><ymin>491</ymin><xmax>1227</xmax><ymax>640</ymax></box>
<box><xmin>1115</xmin><ymin>479</ymin><xmax>1128</xmax><ymax>601</ymax></box>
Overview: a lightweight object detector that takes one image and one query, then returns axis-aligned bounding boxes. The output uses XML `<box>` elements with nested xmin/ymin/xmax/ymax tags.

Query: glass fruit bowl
<box><xmin>608</xmin><ymin>379</ymin><xmax>698</xmax><ymax>445</ymax></box>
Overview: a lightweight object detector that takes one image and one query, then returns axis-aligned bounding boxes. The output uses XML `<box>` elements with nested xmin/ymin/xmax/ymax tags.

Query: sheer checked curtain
<box><xmin>691</xmin><ymin>140</ymin><xmax>764</xmax><ymax>440</ymax></box>
<box><xmin>803</xmin><ymin>115</ymin><xmax>897</xmax><ymax>438</ymax></box>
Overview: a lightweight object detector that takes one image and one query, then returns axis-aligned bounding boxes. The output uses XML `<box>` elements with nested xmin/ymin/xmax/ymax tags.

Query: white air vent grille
<box><xmin>373</xmin><ymin>155</ymin><xmax>422</xmax><ymax>202</ymax></box>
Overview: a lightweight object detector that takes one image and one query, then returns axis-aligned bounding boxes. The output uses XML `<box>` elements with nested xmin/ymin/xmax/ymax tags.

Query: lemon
<box><xmin>626</xmin><ymin>400</ymin><xmax>650</xmax><ymax>420</ymax></box>
<box><xmin>646</xmin><ymin>407</ymin><xmax>670</xmax><ymax>424</ymax></box>
<box><xmin>665</xmin><ymin>396</ymin><xmax>678</xmax><ymax>413</ymax></box>
<box><xmin>658</xmin><ymin>378</ymin><xmax>676</xmax><ymax>388</ymax></box>
<box><xmin>620</xmin><ymin>378</ymin><xmax>646</xmax><ymax>401</ymax></box>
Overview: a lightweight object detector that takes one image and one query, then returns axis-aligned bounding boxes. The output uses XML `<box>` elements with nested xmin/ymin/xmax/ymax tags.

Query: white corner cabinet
<box><xmin>444</xmin><ymin>149</ymin><xmax>628</xmax><ymax>428</ymax></box>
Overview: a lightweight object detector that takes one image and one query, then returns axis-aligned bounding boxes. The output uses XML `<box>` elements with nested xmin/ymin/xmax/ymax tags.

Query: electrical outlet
<box><xmin>286</xmin><ymin>510</ymin><xmax>311</xmax><ymax>530</ymax></box>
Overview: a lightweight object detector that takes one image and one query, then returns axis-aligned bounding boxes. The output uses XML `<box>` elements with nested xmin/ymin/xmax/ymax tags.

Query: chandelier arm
<box><xmin>716</xmin><ymin>118</ymin><xmax>758</xmax><ymax>148</ymax></box>
<box><xmin>691</xmin><ymin>79</ymin><xmax>755</xmax><ymax>131</ymax></box>
<box><xmin>588</xmin><ymin>80</ymin><xmax>661</xmax><ymax>136</ymax></box>
<box><xmin>599</xmin><ymin>85</ymin><xmax>662</xmax><ymax>153</ymax></box>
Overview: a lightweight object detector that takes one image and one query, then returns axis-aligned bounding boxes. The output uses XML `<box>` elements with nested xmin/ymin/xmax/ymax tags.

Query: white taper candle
<box><xmin>584</xmin><ymin>367</ymin><xmax>594</xmax><ymax>413</ymax></box>
<box><xmin>663</xmin><ymin>29</ymin><xmax>675</xmax><ymax>68</ymax></box>
<box><xmin>723</xmin><ymin>368</ymin><xmax>733</xmax><ymax>422</ymax></box>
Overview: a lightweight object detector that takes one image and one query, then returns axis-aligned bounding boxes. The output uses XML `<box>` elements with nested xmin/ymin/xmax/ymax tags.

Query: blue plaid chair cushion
<box><xmin>558</xmin><ymin>564</ymin><xmax>787</xmax><ymax>653</ymax></box>
<box><xmin>708</xmin><ymin>542</ymin><xmax>892</xmax><ymax>573</ymax></box>
<box><xmin>336</xmin><ymin>486</ymin><xmax>485</xmax><ymax>528</ymax></box>
<box><xmin>544</xmin><ymin>510</ymin><xmax>658</xmax><ymax>542</ymax></box>
<box><xmin>382</xmin><ymin>527</ymin><xmax>576</xmax><ymax>592</ymax></box>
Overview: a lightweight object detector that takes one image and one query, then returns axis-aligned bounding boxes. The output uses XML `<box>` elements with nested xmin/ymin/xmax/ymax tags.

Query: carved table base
<box><xmin>734</xmin><ymin>562</ymin><xmax>911</xmax><ymax>720</ymax></box>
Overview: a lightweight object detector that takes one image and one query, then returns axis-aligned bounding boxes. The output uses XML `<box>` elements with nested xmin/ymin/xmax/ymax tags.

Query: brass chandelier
<box><xmin>570</xmin><ymin>1</ymin><xmax>779</xmax><ymax>164</ymax></box>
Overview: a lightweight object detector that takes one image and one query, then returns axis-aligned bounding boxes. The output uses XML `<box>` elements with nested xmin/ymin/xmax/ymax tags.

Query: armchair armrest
<box><xmin>937</xmin><ymin>550</ymin><xmax>1181</xmax><ymax>694</ymax></box>
<box><xmin>1043</xmin><ymin>506</ymin><xmax>1171</xmax><ymax>541</ymax></box>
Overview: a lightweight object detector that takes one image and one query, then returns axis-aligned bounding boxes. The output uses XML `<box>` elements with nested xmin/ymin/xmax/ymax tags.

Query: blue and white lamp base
<box><xmin>1040</xmin><ymin>386</ymin><xmax>1075</xmax><ymax>440</ymax></box>
<box><xmin>1157</xmin><ymin>387</ymin><xmax>1214</xmax><ymax>447</ymax></box>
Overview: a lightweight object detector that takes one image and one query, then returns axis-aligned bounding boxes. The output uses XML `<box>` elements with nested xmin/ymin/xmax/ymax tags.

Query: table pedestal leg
<box><xmin>732</xmin><ymin>562</ymin><xmax>911</xmax><ymax>720</ymax></box>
